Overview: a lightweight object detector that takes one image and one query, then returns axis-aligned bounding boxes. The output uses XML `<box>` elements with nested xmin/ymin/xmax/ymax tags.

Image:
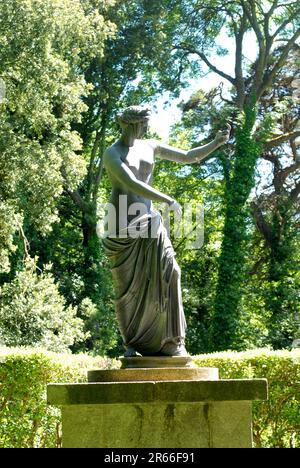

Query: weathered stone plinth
<box><xmin>88</xmin><ymin>358</ymin><xmax>218</xmax><ymax>382</ymax></box>
<box><xmin>88</xmin><ymin>367</ymin><xmax>219</xmax><ymax>382</ymax></box>
<box><xmin>47</xmin><ymin>366</ymin><xmax>268</xmax><ymax>448</ymax></box>
<box><xmin>120</xmin><ymin>356</ymin><xmax>195</xmax><ymax>369</ymax></box>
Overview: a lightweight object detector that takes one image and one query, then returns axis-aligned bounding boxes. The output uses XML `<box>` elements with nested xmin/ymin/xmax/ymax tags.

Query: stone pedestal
<box><xmin>87</xmin><ymin>366</ymin><xmax>219</xmax><ymax>383</ymax></box>
<box><xmin>120</xmin><ymin>356</ymin><xmax>196</xmax><ymax>369</ymax></box>
<box><xmin>47</xmin><ymin>360</ymin><xmax>267</xmax><ymax>448</ymax></box>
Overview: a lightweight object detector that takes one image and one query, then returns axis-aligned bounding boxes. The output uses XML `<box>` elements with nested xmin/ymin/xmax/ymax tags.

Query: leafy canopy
<box><xmin>0</xmin><ymin>0</ymin><xmax>115</xmax><ymax>272</ymax></box>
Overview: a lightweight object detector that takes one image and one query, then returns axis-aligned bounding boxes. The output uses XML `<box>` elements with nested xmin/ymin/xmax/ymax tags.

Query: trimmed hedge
<box><xmin>0</xmin><ymin>347</ymin><xmax>119</xmax><ymax>448</ymax></box>
<box><xmin>0</xmin><ymin>347</ymin><xmax>299</xmax><ymax>448</ymax></box>
<box><xmin>194</xmin><ymin>349</ymin><xmax>300</xmax><ymax>448</ymax></box>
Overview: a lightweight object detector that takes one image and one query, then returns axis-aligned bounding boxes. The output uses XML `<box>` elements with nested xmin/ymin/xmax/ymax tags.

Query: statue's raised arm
<box><xmin>155</xmin><ymin>124</ymin><xmax>231</xmax><ymax>164</ymax></box>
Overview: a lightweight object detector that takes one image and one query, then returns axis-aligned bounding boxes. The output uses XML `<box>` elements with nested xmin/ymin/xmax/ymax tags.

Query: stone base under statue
<box><xmin>47</xmin><ymin>359</ymin><xmax>267</xmax><ymax>448</ymax></box>
<box><xmin>120</xmin><ymin>355</ymin><xmax>196</xmax><ymax>369</ymax></box>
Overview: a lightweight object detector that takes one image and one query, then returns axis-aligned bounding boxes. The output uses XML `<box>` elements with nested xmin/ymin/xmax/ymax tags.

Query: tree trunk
<box><xmin>265</xmin><ymin>202</ymin><xmax>297</xmax><ymax>349</ymax></box>
<box><xmin>81</xmin><ymin>204</ymin><xmax>102</xmax><ymax>298</ymax></box>
<box><xmin>211</xmin><ymin>104</ymin><xmax>260</xmax><ymax>351</ymax></box>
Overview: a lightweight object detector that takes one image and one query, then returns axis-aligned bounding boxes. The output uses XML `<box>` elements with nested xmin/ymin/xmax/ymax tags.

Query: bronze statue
<box><xmin>103</xmin><ymin>106</ymin><xmax>230</xmax><ymax>357</ymax></box>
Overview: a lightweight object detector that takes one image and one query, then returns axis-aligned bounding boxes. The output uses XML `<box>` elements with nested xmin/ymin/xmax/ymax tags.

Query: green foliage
<box><xmin>154</xmin><ymin>1</ymin><xmax>300</xmax><ymax>352</ymax></box>
<box><xmin>0</xmin><ymin>0</ymin><xmax>114</xmax><ymax>272</ymax></box>
<box><xmin>0</xmin><ymin>347</ymin><xmax>118</xmax><ymax>448</ymax></box>
<box><xmin>167</xmin><ymin>94</ymin><xmax>269</xmax><ymax>352</ymax></box>
<box><xmin>0</xmin><ymin>0</ymin><xmax>119</xmax><ymax>356</ymax></box>
<box><xmin>194</xmin><ymin>348</ymin><xmax>300</xmax><ymax>448</ymax></box>
<box><xmin>165</xmin><ymin>81</ymin><xmax>299</xmax><ymax>353</ymax></box>
<box><xmin>25</xmin><ymin>196</ymin><xmax>121</xmax><ymax>357</ymax></box>
<box><xmin>211</xmin><ymin>105</ymin><xmax>263</xmax><ymax>350</ymax></box>
<box><xmin>0</xmin><ymin>259</ymin><xmax>87</xmax><ymax>352</ymax></box>
<box><xmin>0</xmin><ymin>0</ymin><xmax>299</xmax><ymax>357</ymax></box>
<box><xmin>153</xmin><ymin>158</ymin><xmax>225</xmax><ymax>355</ymax></box>
<box><xmin>264</xmin><ymin>195</ymin><xmax>300</xmax><ymax>348</ymax></box>
<box><xmin>29</xmin><ymin>0</ymin><xmax>174</xmax><ymax>357</ymax></box>
<box><xmin>156</xmin><ymin>94</ymin><xmax>230</xmax><ymax>354</ymax></box>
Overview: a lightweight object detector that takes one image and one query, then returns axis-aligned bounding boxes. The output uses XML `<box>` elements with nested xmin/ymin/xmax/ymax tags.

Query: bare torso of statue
<box><xmin>103</xmin><ymin>105</ymin><xmax>230</xmax><ymax>357</ymax></box>
<box><xmin>107</xmin><ymin>139</ymin><xmax>155</xmax><ymax>229</ymax></box>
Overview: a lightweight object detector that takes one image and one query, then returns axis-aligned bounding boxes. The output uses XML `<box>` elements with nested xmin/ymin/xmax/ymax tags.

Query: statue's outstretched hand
<box><xmin>215</xmin><ymin>123</ymin><xmax>231</xmax><ymax>146</ymax></box>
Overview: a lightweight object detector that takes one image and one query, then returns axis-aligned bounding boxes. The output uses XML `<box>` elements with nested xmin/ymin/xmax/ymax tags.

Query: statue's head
<box><xmin>117</xmin><ymin>105</ymin><xmax>151</xmax><ymax>139</ymax></box>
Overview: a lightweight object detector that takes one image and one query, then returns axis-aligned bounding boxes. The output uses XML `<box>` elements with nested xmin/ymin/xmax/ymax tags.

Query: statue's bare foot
<box><xmin>160</xmin><ymin>341</ymin><xmax>188</xmax><ymax>357</ymax></box>
<box><xmin>124</xmin><ymin>347</ymin><xmax>142</xmax><ymax>357</ymax></box>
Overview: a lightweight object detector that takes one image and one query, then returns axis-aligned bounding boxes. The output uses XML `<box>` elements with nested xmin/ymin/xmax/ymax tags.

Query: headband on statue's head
<box><xmin>117</xmin><ymin>105</ymin><xmax>151</xmax><ymax>125</ymax></box>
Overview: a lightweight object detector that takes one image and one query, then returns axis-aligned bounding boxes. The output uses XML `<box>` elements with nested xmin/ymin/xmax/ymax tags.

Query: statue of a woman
<box><xmin>103</xmin><ymin>106</ymin><xmax>230</xmax><ymax>357</ymax></box>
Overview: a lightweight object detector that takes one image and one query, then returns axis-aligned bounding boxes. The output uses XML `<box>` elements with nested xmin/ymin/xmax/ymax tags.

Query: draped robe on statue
<box><xmin>102</xmin><ymin>210</ymin><xmax>186</xmax><ymax>355</ymax></box>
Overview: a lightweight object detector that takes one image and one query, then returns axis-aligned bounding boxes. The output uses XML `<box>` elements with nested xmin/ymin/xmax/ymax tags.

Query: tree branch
<box><xmin>263</xmin><ymin>130</ymin><xmax>300</xmax><ymax>150</ymax></box>
<box><xmin>275</xmin><ymin>161</ymin><xmax>300</xmax><ymax>186</ymax></box>
<box><xmin>19</xmin><ymin>225</ymin><xmax>30</xmax><ymax>258</ymax></box>
<box><xmin>234</xmin><ymin>13</ymin><xmax>247</xmax><ymax>108</ymax></box>
<box><xmin>177</xmin><ymin>45</ymin><xmax>236</xmax><ymax>85</ymax></box>
<box><xmin>251</xmin><ymin>201</ymin><xmax>274</xmax><ymax>245</ymax></box>
<box><xmin>93</xmin><ymin>158</ymin><xmax>105</xmax><ymax>202</ymax></box>
<box><xmin>86</xmin><ymin>129</ymin><xmax>102</xmax><ymax>196</ymax></box>
<box><xmin>290</xmin><ymin>140</ymin><xmax>298</xmax><ymax>161</ymax></box>
<box><xmin>60</xmin><ymin>164</ymin><xmax>90</xmax><ymax>214</ymax></box>
<box><xmin>241</xmin><ymin>0</ymin><xmax>264</xmax><ymax>45</ymax></box>
<box><xmin>290</xmin><ymin>181</ymin><xmax>300</xmax><ymax>202</ymax></box>
<box><xmin>261</xmin><ymin>152</ymin><xmax>278</xmax><ymax>163</ymax></box>
<box><xmin>65</xmin><ymin>188</ymin><xmax>90</xmax><ymax>214</ymax></box>
<box><xmin>263</xmin><ymin>1</ymin><xmax>279</xmax><ymax>49</ymax></box>
<box><xmin>218</xmin><ymin>83</ymin><xmax>234</xmax><ymax>105</ymax></box>
<box><xmin>267</xmin><ymin>0</ymin><xmax>280</xmax><ymax>16</ymax></box>
<box><xmin>258</xmin><ymin>28</ymin><xmax>300</xmax><ymax>98</ymax></box>
<box><xmin>271</xmin><ymin>7</ymin><xmax>300</xmax><ymax>40</ymax></box>
<box><xmin>91</xmin><ymin>111</ymin><xmax>110</xmax><ymax>201</ymax></box>
<box><xmin>241</xmin><ymin>0</ymin><xmax>268</xmax><ymax>97</ymax></box>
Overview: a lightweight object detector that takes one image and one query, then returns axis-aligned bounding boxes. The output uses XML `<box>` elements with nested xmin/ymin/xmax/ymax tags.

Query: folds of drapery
<box><xmin>102</xmin><ymin>210</ymin><xmax>186</xmax><ymax>355</ymax></box>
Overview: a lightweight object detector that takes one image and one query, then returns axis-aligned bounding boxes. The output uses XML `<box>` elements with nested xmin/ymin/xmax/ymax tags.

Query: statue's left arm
<box><xmin>155</xmin><ymin>124</ymin><xmax>231</xmax><ymax>164</ymax></box>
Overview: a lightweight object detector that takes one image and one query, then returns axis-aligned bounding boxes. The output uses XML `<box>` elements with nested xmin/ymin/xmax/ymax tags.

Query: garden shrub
<box><xmin>0</xmin><ymin>347</ymin><xmax>298</xmax><ymax>448</ymax></box>
<box><xmin>0</xmin><ymin>347</ymin><xmax>118</xmax><ymax>448</ymax></box>
<box><xmin>194</xmin><ymin>348</ymin><xmax>300</xmax><ymax>448</ymax></box>
<box><xmin>0</xmin><ymin>259</ymin><xmax>87</xmax><ymax>352</ymax></box>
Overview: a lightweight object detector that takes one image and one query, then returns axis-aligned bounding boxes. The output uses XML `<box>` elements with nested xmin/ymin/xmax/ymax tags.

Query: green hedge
<box><xmin>0</xmin><ymin>347</ymin><xmax>118</xmax><ymax>448</ymax></box>
<box><xmin>0</xmin><ymin>347</ymin><xmax>299</xmax><ymax>448</ymax></box>
<box><xmin>194</xmin><ymin>349</ymin><xmax>300</xmax><ymax>448</ymax></box>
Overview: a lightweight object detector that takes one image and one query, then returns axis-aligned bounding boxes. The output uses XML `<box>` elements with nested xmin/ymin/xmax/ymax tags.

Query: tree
<box><xmin>47</xmin><ymin>1</ymin><xmax>175</xmax><ymax>354</ymax></box>
<box><xmin>149</xmin><ymin>0</ymin><xmax>300</xmax><ymax>350</ymax></box>
<box><xmin>65</xmin><ymin>0</ymin><xmax>170</xmax><ymax>280</ymax></box>
<box><xmin>164</xmin><ymin>90</ymin><xmax>231</xmax><ymax>353</ymax></box>
<box><xmin>251</xmin><ymin>52</ymin><xmax>300</xmax><ymax>348</ymax></box>
<box><xmin>0</xmin><ymin>0</ymin><xmax>118</xmax><ymax>354</ymax></box>
<box><xmin>0</xmin><ymin>258</ymin><xmax>87</xmax><ymax>352</ymax></box>
<box><xmin>0</xmin><ymin>0</ymin><xmax>114</xmax><ymax>273</ymax></box>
